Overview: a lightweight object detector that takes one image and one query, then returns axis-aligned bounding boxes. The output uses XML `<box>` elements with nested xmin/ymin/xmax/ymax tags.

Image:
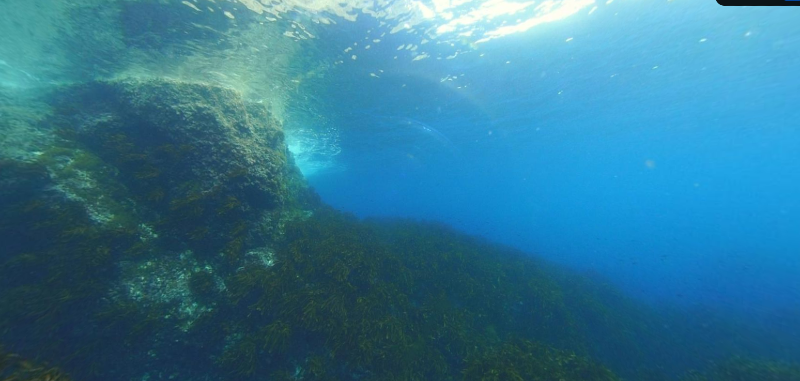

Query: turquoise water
<box><xmin>1</xmin><ymin>0</ymin><xmax>799</xmax><ymax>380</ymax></box>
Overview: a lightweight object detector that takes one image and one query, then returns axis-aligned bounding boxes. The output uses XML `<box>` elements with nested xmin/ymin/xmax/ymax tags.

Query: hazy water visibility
<box><xmin>1</xmin><ymin>0</ymin><xmax>799</xmax><ymax>369</ymax></box>
<box><xmin>296</xmin><ymin>1</ymin><xmax>800</xmax><ymax>320</ymax></box>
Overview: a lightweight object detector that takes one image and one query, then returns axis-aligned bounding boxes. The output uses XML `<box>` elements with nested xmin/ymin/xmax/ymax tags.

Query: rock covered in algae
<box><xmin>40</xmin><ymin>78</ymin><xmax>317</xmax><ymax>325</ymax></box>
<box><xmin>38</xmin><ymin>78</ymin><xmax>317</xmax><ymax>262</ymax></box>
<box><xmin>50</xmin><ymin>78</ymin><xmax>291</xmax><ymax>209</ymax></box>
<box><xmin>0</xmin><ymin>78</ymin><xmax>319</xmax><ymax>380</ymax></box>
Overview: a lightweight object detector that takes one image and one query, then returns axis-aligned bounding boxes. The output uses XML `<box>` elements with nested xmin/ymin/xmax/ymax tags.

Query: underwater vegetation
<box><xmin>462</xmin><ymin>339</ymin><xmax>618</xmax><ymax>381</ymax></box>
<box><xmin>0</xmin><ymin>154</ymin><xmax>173</xmax><ymax>379</ymax></box>
<box><xmin>1</xmin><ymin>78</ymin><xmax>799</xmax><ymax>381</ymax></box>
<box><xmin>0</xmin><ymin>346</ymin><xmax>71</xmax><ymax>381</ymax></box>
<box><xmin>0</xmin><ymin>79</ymin><xmax>306</xmax><ymax>380</ymax></box>
<box><xmin>47</xmin><ymin>79</ymin><xmax>299</xmax><ymax>256</ymax></box>
<box><xmin>211</xmin><ymin>208</ymin><xmax>623</xmax><ymax>380</ymax></box>
<box><xmin>680</xmin><ymin>357</ymin><xmax>800</xmax><ymax>381</ymax></box>
<box><xmin>0</xmin><ymin>79</ymin><xmax>621</xmax><ymax>380</ymax></box>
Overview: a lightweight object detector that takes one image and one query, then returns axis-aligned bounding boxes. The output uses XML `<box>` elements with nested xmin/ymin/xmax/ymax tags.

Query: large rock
<box><xmin>44</xmin><ymin>79</ymin><xmax>316</xmax><ymax>258</ymax></box>
<box><xmin>0</xmin><ymin>78</ymin><xmax>318</xmax><ymax>380</ymax></box>
<box><xmin>53</xmin><ymin>78</ymin><xmax>289</xmax><ymax>209</ymax></box>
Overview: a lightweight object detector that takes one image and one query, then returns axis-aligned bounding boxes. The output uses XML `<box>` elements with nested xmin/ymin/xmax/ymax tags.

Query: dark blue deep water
<box><xmin>1</xmin><ymin>0</ymin><xmax>799</xmax><ymax>380</ymax></box>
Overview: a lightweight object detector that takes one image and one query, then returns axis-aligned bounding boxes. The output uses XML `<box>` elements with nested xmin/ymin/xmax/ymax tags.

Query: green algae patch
<box><xmin>681</xmin><ymin>357</ymin><xmax>800</xmax><ymax>381</ymax></box>
<box><xmin>213</xmin><ymin>209</ymin><xmax>620</xmax><ymax>380</ymax></box>
<box><xmin>47</xmin><ymin>79</ymin><xmax>305</xmax><ymax>257</ymax></box>
<box><xmin>0</xmin><ymin>159</ymin><xmax>154</xmax><ymax>378</ymax></box>
<box><xmin>0</xmin><ymin>345</ymin><xmax>73</xmax><ymax>381</ymax></box>
<box><xmin>463</xmin><ymin>339</ymin><xmax>619</xmax><ymax>381</ymax></box>
<box><xmin>0</xmin><ymin>78</ymin><xmax>317</xmax><ymax>380</ymax></box>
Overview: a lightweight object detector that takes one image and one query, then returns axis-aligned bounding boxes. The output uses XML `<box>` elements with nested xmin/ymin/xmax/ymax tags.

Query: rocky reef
<box><xmin>0</xmin><ymin>78</ymin><xmax>318</xmax><ymax>379</ymax></box>
<box><xmin>1</xmin><ymin>79</ymin><xmax>798</xmax><ymax>381</ymax></box>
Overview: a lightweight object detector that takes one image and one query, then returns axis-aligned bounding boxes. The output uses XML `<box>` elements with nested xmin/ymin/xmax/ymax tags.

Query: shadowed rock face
<box><xmin>37</xmin><ymin>78</ymin><xmax>319</xmax><ymax>262</ymax></box>
<box><xmin>0</xmin><ymin>79</ymin><xmax>321</xmax><ymax>378</ymax></box>
<box><xmin>52</xmin><ymin>79</ymin><xmax>290</xmax><ymax>210</ymax></box>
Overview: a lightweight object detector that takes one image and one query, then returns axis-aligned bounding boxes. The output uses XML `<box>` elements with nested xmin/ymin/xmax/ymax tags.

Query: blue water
<box><xmin>2</xmin><ymin>0</ymin><xmax>800</xmax><ymax>378</ymax></box>
<box><xmin>302</xmin><ymin>2</ymin><xmax>800</xmax><ymax>319</ymax></box>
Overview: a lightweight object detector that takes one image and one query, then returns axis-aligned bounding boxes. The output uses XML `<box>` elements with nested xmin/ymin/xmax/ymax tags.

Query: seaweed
<box><xmin>188</xmin><ymin>271</ymin><xmax>218</xmax><ymax>301</ymax></box>
<box><xmin>0</xmin><ymin>346</ymin><xmax>72</xmax><ymax>381</ymax></box>
<box><xmin>261</xmin><ymin>320</ymin><xmax>291</xmax><ymax>353</ymax></box>
<box><xmin>681</xmin><ymin>357</ymin><xmax>800</xmax><ymax>381</ymax></box>
<box><xmin>201</xmin><ymin>209</ymin><xmax>629</xmax><ymax>379</ymax></box>
<box><xmin>463</xmin><ymin>339</ymin><xmax>618</xmax><ymax>381</ymax></box>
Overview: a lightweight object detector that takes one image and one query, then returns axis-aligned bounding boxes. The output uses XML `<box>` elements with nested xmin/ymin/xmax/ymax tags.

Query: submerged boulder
<box><xmin>0</xmin><ymin>78</ymin><xmax>318</xmax><ymax>379</ymax></box>
<box><xmin>52</xmin><ymin>78</ymin><xmax>290</xmax><ymax>209</ymax></box>
<box><xmin>44</xmin><ymin>79</ymin><xmax>315</xmax><ymax>257</ymax></box>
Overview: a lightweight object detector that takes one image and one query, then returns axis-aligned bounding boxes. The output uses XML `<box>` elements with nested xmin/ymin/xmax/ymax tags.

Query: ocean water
<box><xmin>308</xmin><ymin>2</ymin><xmax>800</xmax><ymax>314</ymax></box>
<box><xmin>1</xmin><ymin>0</ymin><xmax>800</xmax><ymax>380</ymax></box>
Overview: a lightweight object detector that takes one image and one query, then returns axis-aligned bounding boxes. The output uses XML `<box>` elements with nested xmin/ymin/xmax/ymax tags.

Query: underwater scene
<box><xmin>1</xmin><ymin>0</ymin><xmax>799</xmax><ymax>380</ymax></box>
